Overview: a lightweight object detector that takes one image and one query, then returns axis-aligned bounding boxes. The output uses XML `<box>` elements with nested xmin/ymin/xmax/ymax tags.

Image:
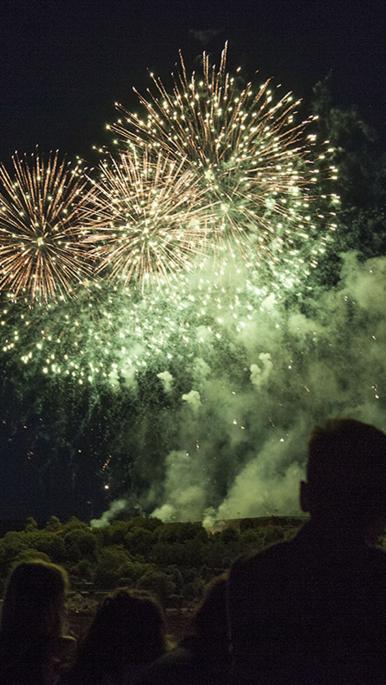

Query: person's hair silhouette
<box><xmin>65</xmin><ymin>588</ymin><xmax>166</xmax><ymax>684</ymax></box>
<box><xmin>228</xmin><ymin>418</ymin><xmax>386</xmax><ymax>685</ymax></box>
<box><xmin>1</xmin><ymin>560</ymin><xmax>68</xmax><ymax>639</ymax></box>
<box><xmin>0</xmin><ymin>559</ymin><xmax>74</xmax><ymax>685</ymax></box>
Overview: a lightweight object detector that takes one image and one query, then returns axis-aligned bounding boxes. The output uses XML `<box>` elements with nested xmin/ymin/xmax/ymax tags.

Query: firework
<box><xmin>0</xmin><ymin>246</ymin><xmax>304</xmax><ymax>387</ymax></box>
<box><xmin>87</xmin><ymin>148</ymin><xmax>211</xmax><ymax>286</ymax></box>
<box><xmin>0</xmin><ymin>151</ymin><xmax>94</xmax><ymax>301</ymax></box>
<box><xmin>0</xmin><ymin>46</ymin><xmax>340</xmax><ymax>387</ymax></box>
<box><xmin>111</xmin><ymin>43</ymin><xmax>338</xmax><ymax>266</ymax></box>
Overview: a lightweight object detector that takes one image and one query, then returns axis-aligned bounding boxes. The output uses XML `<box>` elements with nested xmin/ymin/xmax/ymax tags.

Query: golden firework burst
<box><xmin>87</xmin><ymin>148</ymin><xmax>211</xmax><ymax>286</ymax></box>
<box><xmin>110</xmin><ymin>43</ymin><xmax>336</xmax><ymax>263</ymax></box>
<box><xmin>0</xmin><ymin>151</ymin><xmax>94</xmax><ymax>301</ymax></box>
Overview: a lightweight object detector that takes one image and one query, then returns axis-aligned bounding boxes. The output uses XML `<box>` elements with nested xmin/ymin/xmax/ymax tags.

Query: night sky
<box><xmin>1</xmin><ymin>0</ymin><xmax>386</xmax><ymax>164</ymax></box>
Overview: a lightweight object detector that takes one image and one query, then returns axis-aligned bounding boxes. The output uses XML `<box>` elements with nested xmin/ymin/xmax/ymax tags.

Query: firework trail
<box><xmin>87</xmin><ymin>148</ymin><xmax>211</xmax><ymax>286</ymax></box>
<box><xmin>0</xmin><ymin>151</ymin><xmax>94</xmax><ymax>301</ymax></box>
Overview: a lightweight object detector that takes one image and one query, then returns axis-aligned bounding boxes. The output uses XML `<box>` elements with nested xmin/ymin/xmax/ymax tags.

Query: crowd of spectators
<box><xmin>1</xmin><ymin>417</ymin><xmax>386</xmax><ymax>684</ymax></box>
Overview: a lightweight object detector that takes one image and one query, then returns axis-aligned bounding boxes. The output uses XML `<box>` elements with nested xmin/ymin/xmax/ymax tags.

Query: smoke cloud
<box><xmin>90</xmin><ymin>498</ymin><xmax>128</xmax><ymax>528</ymax></box>
<box><xmin>145</xmin><ymin>252</ymin><xmax>386</xmax><ymax>522</ymax></box>
<box><xmin>157</xmin><ymin>371</ymin><xmax>174</xmax><ymax>394</ymax></box>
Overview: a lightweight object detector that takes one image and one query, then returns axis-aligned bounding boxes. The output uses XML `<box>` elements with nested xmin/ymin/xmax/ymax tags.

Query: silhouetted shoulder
<box><xmin>230</xmin><ymin>540</ymin><xmax>292</xmax><ymax>584</ymax></box>
<box><xmin>231</xmin><ymin>535</ymin><xmax>386</xmax><ymax>600</ymax></box>
<box><xmin>235</xmin><ymin>539</ymin><xmax>292</xmax><ymax>566</ymax></box>
<box><xmin>135</xmin><ymin>646</ymin><xmax>196</xmax><ymax>685</ymax></box>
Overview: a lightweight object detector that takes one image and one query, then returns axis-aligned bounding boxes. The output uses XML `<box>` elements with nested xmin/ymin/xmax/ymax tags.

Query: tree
<box><xmin>136</xmin><ymin>570</ymin><xmax>176</xmax><ymax>607</ymax></box>
<box><xmin>125</xmin><ymin>527</ymin><xmax>154</xmax><ymax>556</ymax></box>
<box><xmin>24</xmin><ymin>531</ymin><xmax>65</xmax><ymax>562</ymax></box>
<box><xmin>64</xmin><ymin>529</ymin><xmax>97</xmax><ymax>561</ymax></box>
<box><xmin>24</xmin><ymin>516</ymin><xmax>38</xmax><ymax>532</ymax></box>
<box><xmin>45</xmin><ymin>515</ymin><xmax>61</xmax><ymax>532</ymax></box>
<box><xmin>312</xmin><ymin>78</ymin><xmax>386</xmax><ymax>263</ymax></box>
<box><xmin>94</xmin><ymin>545</ymin><xmax>130</xmax><ymax>588</ymax></box>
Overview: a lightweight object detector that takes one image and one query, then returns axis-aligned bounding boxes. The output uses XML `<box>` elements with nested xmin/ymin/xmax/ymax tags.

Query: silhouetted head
<box><xmin>300</xmin><ymin>418</ymin><xmax>386</xmax><ymax>533</ymax></box>
<box><xmin>1</xmin><ymin>559</ymin><xmax>68</xmax><ymax>638</ymax></box>
<box><xmin>70</xmin><ymin>589</ymin><xmax>166</xmax><ymax>682</ymax></box>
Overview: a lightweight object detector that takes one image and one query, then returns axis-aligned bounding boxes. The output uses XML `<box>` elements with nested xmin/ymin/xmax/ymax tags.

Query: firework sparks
<box><xmin>0</xmin><ymin>151</ymin><xmax>94</xmax><ymax>301</ymax></box>
<box><xmin>0</xmin><ymin>249</ymin><xmax>301</xmax><ymax>386</ymax></box>
<box><xmin>87</xmin><ymin>148</ymin><xmax>211</xmax><ymax>286</ymax></box>
<box><xmin>111</xmin><ymin>43</ymin><xmax>338</xmax><ymax>265</ymax></box>
<box><xmin>0</xmin><ymin>45</ymin><xmax>340</xmax><ymax>386</ymax></box>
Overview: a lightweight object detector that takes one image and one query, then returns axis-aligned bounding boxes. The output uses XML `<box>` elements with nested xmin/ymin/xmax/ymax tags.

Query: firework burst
<box><xmin>0</xmin><ymin>151</ymin><xmax>94</xmax><ymax>301</ymax></box>
<box><xmin>0</xmin><ymin>46</ymin><xmax>340</xmax><ymax>387</ymax></box>
<box><xmin>87</xmin><ymin>148</ymin><xmax>211</xmax><ymax>286</ymax></box>
<box><xmin>111</xmin><ymin>43</ymin><xmax>338</xmax><ymax>265</ymax></box>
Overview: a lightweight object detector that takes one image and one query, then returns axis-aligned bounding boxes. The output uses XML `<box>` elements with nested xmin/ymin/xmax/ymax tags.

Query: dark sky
<box><xmin>1</xmin><ymin>0</ymin><xmax>386</xmax><ymax>163</ymax></box>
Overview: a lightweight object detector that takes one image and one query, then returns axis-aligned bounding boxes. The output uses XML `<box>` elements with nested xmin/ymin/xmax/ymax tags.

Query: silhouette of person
<box><xmin>62</xmin><ymin>589</ymin><xmax>166</xmax><ymax>685</ymax></box>
<box><xmin>0</xmin><ymin>559</ymin><xmax>75</xmax><ymax>685</ymax></box>
<box><xmin>136</xmin><ymin>574</ymin><xmax>230</xmax><ymax>685</ymax></box>
<box><xmin>228</xmin><ymin>418</ymin><xmax>386</xmax><ymax>685</ymax></box>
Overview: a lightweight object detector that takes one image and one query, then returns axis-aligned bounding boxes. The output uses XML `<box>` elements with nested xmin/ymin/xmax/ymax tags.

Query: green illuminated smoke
<box><xmin>1</xmin><ymin>246</ymin><xmax>317</xmax><ymax>386</ymax></box>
